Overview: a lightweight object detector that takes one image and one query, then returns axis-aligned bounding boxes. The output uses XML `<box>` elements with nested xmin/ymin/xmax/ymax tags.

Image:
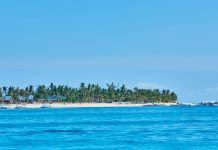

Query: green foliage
<box><xmin>0</xmin><ymin>88</ymin><xmax>2</xmax><ymax>97</ymax></box>
<box><xmin>0</xmin><ymin>83</ymin><xmax>177</xmax><ymax>103</ymax></box>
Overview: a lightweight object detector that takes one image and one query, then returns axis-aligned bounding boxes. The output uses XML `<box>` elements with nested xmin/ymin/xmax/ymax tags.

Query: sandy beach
<box><xmin>2</xmin><ymin>102</ymin><xmax>178</xmax><ymax>109</ymax></box>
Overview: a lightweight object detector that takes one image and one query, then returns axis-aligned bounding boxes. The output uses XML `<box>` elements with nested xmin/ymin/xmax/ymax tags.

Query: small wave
<box><xmin>0</xmin><ymin>131</ymin><xmax>6</xmax><ymax>134</ymax></box>
<box><xmin>43</xmin><ymin>129</ymin><xmax>85</xmax><ymax>134</ymax></box>
<box><xmin>21</xmin><ymin>129</ymin><xmax>85</xmax><ymax>136</ymax></box>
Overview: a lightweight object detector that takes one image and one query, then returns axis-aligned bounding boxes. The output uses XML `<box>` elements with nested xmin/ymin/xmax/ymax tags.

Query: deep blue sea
<box><xmin>0</xmin><ymin>106</ymin><xmax>217</xmax><ymax>150</ymax></box>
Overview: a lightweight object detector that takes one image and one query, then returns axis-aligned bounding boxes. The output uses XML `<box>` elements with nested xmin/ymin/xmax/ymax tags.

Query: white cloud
<box><xmin>137</xmin><ymin>82</ymin><xmax>166</xmax><ymax>89</ymax></box>
<box><xmin>0</xmin><ymin>53</ymin><xmax>218</xmax><ymax>72</ymax></box>
<box><xmin>203</xmin><ymin>87</ymin><xmax>218</xmax><ymax>93</ymax></box>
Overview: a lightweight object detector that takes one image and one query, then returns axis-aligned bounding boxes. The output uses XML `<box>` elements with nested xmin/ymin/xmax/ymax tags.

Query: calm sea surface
<box><xmin>0</xmin><ymin>106</ymin><xmax>217</xmax><ymax>150</ymax></box>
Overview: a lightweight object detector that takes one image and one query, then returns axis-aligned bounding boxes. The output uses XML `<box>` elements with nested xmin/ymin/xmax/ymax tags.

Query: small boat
<box><xmin>0</xmin><ymin>105</ymin><xmax>8</xmax><ymax>109</ymax></box>
<box><xmin>15</xmin><ymin>105</ymin><xmax>26</xmax><ymax>109</ymax></box>
<box><xmin>40</xmin><ymin>104</ymin><xmax>51</xmax><ymax>109</ymax></box>
<box><xmin>142</xmin><ymin>104</ymin><xmax>153</xmax><ymax>107</ymax></box>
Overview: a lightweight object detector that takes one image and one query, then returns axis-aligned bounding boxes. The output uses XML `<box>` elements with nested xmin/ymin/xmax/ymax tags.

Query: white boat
<box><xmin>0</xmin><ymin>105</ymin><xmax>8</xmax><ymax>109</ymax></box>
<box><xmin>15</xmin><ymin>105</ymin><xmax>26</xmax><ymax>109</ymax></box>
<box><xmin>40</xmin><ymin>104</ymin><xmax>51</xmax><ymax>109</ymax></box>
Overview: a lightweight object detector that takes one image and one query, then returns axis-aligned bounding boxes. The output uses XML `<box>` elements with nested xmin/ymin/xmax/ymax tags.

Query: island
<box><xmin>0</xmin><ymin>83</ymin><xmax>178</xmax><ymax>109</ymax></box>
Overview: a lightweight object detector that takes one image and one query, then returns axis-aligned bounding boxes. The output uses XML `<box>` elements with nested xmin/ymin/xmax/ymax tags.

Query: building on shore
<box><xmin>17</xmin><ymin>95</ymin><xmax>35</xmax><ymax>103</ymax></box>
<box><xmin>2</xmin><ymin>96</ymin><xmax>13</xmax><ymax>103</ymax></box>
<box><xmin>18</xmin><ymin>96</ymin><xmax>26</xmax><ymax>102</ymax></box>
<box><xmin>28</xmin><ymin>95</ymin><xmax>34</xmax><ymax>103</ymax></box>
<box><xmin>47</xmin><ymin>96</ymin><xmax>67</xmax><ymax>103</ymax></box>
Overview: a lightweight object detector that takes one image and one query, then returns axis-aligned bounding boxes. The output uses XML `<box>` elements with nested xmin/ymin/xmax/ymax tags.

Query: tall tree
<box><xmin>0</xmin><ymin>88</ymin><xmax>2</xmax><ymax>97</ymax></box>
<box><xmin>0</xmin><ymin>83</ymin><xmax>178</xmax><ymax>103</ymax></box>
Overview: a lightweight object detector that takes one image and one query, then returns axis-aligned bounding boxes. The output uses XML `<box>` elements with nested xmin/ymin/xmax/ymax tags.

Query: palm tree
<box><xmin>0</xmin><ymin>83</ymin><xmax>178</xmax><ymax>103</ymax></box>
<box><xmin>79</xmin><ymin>83</ymin><xmax>86</xmax><ymax>102</ymax></box>
<box><xmin>3</xmin><ymin>87</ymin><xmax>7</xmax><ymax>96</ymax></box>
<box><xmin>0</xmin><ymin>88</ymin><xmax>2</xmax><ymax>98</ymax></box>
<box><xmin>106</xmin><ymin>83</ymin><xmax>116</xmax><ymax>102</ymax></box>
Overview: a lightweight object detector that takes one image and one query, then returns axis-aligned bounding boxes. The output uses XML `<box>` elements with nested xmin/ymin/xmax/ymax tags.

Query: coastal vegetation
<box><xmin>0</xmin><ymin>83</ymin><xmax>177</xmax><ymax>103</ymax></box>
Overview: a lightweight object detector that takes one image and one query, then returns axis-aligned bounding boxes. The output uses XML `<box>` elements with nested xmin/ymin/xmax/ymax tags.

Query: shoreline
<box><xmin>1</xmin><ymin>102</ymin><xmax>179</xmax><ymax>109</ymax></box>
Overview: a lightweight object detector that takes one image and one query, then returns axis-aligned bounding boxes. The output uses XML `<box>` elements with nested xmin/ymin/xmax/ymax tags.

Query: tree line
<box><xmin>0</xmin><ymin>83</ymin><xmax>177</xmax><ymax>103</ymax></box>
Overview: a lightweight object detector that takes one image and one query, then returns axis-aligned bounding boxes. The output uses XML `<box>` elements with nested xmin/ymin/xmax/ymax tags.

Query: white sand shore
<box><xmin>2</xmin><ymin>102</ymin><xmax>178</xmax><ymax>109</ymax></box>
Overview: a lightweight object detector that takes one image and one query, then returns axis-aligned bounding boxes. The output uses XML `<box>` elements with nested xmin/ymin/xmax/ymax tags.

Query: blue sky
<box><xmin>0</xmin><ymin>0</ymin><xmax>218</xmax><ymax>102</ymax></box>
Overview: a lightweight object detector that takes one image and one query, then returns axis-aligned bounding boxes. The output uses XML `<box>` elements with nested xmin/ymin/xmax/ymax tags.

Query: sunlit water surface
<box><xmin>0</xmin><ymin>106</ymin><xmax>217</xmax><ymax>149</ymax></box>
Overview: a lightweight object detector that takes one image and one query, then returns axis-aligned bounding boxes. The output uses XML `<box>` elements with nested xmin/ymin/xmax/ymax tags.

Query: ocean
<box><xmin>0</xmin><ymin>106</ymin><xmax>217</xmax><ymax>150</ymax></box>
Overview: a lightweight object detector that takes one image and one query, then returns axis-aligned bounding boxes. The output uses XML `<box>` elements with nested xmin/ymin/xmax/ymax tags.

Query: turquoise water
<box><xmin>0</xmin><ymin>107</ymin><xmax>217</xmax><ymax>150</ymax></box>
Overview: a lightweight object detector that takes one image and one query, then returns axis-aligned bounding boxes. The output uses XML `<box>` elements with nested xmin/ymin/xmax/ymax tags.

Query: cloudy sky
<box><xmin>0</xmin><ymin>0</ymin><xmax>218</xmax><ymax>102</ymax></box>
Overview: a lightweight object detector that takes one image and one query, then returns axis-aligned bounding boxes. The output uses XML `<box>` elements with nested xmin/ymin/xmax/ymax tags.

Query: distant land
<box><xmin>0</xmin><ymin>83</ymin><xmax>177</xmax><ymax>103</ymax></box>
